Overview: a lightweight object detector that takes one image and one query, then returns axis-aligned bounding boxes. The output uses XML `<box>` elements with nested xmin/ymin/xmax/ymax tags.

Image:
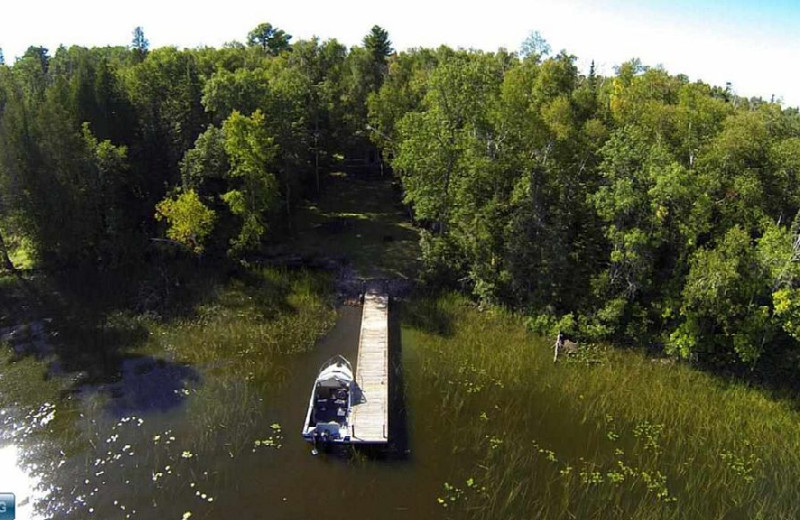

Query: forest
<box><xmin>1</xmin><ymin>23</ymin><xmax>800</xmax><ymax>381</ymax></box>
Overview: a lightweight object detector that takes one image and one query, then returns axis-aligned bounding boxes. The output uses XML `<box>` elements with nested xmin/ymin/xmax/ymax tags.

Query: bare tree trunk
<box><xmin>554</xmin><ymin>332</ymin><xmax>563</xmax><ymax>363</ymax></box>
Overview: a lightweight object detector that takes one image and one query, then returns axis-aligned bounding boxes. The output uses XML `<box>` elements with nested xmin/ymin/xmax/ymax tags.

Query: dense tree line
<box><xmin>368</xmin><ymin>47</ymin><xmax>800</xmax><ymax>370</ymax></box>
<box><xmin>0</xmin><ymin>24</ymin><xmax>391</xmax><ymax>267</ymax></box>
<box><xmin>2</xmin><ymin>24</ymin><xmax>800</xmax><ymax>371</ymax></box>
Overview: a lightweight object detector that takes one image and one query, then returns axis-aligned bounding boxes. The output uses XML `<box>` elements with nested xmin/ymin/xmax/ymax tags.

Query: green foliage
<box><xmin>2</xmin><ymin>28</ymin><xmax>800</xmax><ymax>373</ymax></box>
<box><xmin>362</xmin><ymin>25</ymin><xmax>393</xmax><ymax>91</ymax></box>
<box><xmin>180</xmin><ymin>125</ymin><xmax>229</xmax><ymax>191</ymax></box>
<box><xmin>155</xmin><ymin>190</ymin><xmax>216</xmax><ymax>253</ymax></box>
<box><xmin>246</xmin><ymin>23</ymin><xmax>292</xmax><ymax>56</ymax></box>
<box><xmin>380</xmin><ymin>44</ymin><xmax>800</xmax><ymax>368</ymax></box>
<box><xmin>363</xmin><ymin>25</ymin><xmax>393</xmax><ymax>63</ymax></box>
<box><xmin>202</xmin><ymin>67</ymin><xmax>270</xmax><ymax>124</ymax></box>
<box><xmin>126</xmin><ymin>46</ymin><xmax>206</xmax><ymax>171</ymax></box>
<box><xmin>0</xmin><ymin>65</ymin><xmax>139</xmax><ymax>267</ymax></box>
<box><xmin>366</xmin><ymin>48</ymin><xmax>437</xmax><ymax>153</ymax></box>
<box><xmin>671</xmin><ymin>226</ymin><xmax>777</xmax><ymax>363</ymax></box>
<box><xmin>773</xmin><ymin>288</ymin><xmax>800</xmax><ymax>340</ymax></box>
<box><xmin>221</xmin><ymin>110</ymin><xmax>279</xmax><ymax>255</ymax></box>
<box><xmin>392</xmin><ymin>50</ymin><xmax>505</xmax><ymax>293</ymax></box>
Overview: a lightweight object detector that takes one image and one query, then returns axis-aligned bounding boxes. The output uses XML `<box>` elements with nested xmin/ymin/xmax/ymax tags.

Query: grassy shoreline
<box><xmin>0</xmin><ymin>265</ymin><xmax>337</xmax><ymax>429</ymax></box>
<box><xmin>402</xmin><ymin>293</ymin><xmax>800</xmax><ymax>519</ymax></box>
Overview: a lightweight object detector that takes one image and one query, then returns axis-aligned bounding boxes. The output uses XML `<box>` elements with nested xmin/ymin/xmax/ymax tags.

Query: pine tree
<box><xmin>363</xmin><ymin>25</ymin><xmax>393</xmax><ymax>64</ymax></box>
<box><xmin>131</xmin><ymin>26</ymin><xmax>149</xmax><ymax>63</ymax></box>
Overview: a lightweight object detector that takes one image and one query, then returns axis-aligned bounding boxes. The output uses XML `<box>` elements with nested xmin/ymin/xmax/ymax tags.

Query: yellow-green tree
<box><xmin>155</xmin><ymin>189</ymin><xmax>216</xmax><ymax>253</ymax></box>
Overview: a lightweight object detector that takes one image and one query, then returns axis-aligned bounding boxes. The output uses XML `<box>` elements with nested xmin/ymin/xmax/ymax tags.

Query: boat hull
<box><xmin>301</xmin><ymin>355</ymin><xmax>354</xmax><ymax>446</ymax></box>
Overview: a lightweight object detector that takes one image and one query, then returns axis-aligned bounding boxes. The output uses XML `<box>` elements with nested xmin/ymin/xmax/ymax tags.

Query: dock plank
<box><xmin>350</xmin><ymin>291</ymin><xmax>389</xmax><ymax>444</ymax></box>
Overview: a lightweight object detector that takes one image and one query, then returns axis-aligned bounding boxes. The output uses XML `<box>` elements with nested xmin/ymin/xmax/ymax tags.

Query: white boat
<box><xmin>301</xmin><ymin>355</ymin><xmax>354</xmax><ymax>446</ymax></box>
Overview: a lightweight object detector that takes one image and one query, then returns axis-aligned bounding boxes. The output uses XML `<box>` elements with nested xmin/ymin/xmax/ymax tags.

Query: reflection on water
<box><xmin>0</xmin><ymin>305</ymin><xmax>446</xmax><ymax>519</ymax></box>
<box><xmin>0</xmin><ymin>444</ymin><xmax>48</xmax><ymax>520</ymax></box>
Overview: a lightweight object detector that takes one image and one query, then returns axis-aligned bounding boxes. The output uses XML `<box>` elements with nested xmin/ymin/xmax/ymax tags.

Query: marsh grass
<box><xmin>116</xmin><ymin>267</ymin><xmax>337</xmax><ymax>455</ymax></box>
<box><xmin>403</xmin><ymin>293</ymin><xmax>800</xmax><ymax>519</ymax></box>
<box><xmin>142</xmin><ymin>268</ymin><xmax>336</xmax><ymax>377</ymax></box>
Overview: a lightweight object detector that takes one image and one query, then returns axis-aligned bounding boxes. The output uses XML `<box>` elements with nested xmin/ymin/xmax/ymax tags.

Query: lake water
<box><xmin>0</xmin><ymin>305</ymin><xmax>451</xmax><ymax>519</ymax></box>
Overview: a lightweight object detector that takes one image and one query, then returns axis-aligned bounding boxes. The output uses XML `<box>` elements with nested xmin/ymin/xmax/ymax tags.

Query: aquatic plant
<box><xmin>403</xmin><ymin>293</ymin><xmax>800</xmax><ymax>519</ymax></box>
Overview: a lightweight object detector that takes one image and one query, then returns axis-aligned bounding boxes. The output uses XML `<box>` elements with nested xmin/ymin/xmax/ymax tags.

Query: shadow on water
<box><xmin>0</xmin><ymin>271</ymin><xmax>441</xmax><ymax>519</ymax></box>
<box><xmin>0</xmin><ymin>262</ymin><xmax>218</xmax><ymax>417</ymax></box>
<box><xmin>388</xmin><ymin>303</ymin><xmax>410</xmax><ymax>456</ymax></box>
<box><xmin>98</xmin><ymin>355</ymin><xmax>200</xmax><ymax>416</ymax></box>
<box><xmin>0</xmin><ymin>257</ymin><xmax>304</xmax><ymax>417</ymax></box>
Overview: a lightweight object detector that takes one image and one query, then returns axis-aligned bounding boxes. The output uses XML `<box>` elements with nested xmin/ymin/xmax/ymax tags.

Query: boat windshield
<box><xmin>318</xmin><ymin>377</ymin><xmax>347</xmax><ymax>389</ymax></box>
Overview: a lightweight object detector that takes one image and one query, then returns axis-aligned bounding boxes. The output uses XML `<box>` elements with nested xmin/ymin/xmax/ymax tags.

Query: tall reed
<box><xmin>403</xmin><ymin>293</ymin><xmax>800</xmax><ymax>519</ymax></box>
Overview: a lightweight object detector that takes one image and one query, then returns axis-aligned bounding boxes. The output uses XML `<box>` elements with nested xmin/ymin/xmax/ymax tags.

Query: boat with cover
<box><xmin>301</xmin><ymin>355</ymin><xmax>354</xmax><ymax>446</ymax></box>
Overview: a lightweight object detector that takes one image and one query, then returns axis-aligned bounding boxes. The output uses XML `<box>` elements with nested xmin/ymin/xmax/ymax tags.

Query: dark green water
<box><xmin>0</xmin><ymin>305</ymin><xmax>452</xmax><ymax>519</ymax></box>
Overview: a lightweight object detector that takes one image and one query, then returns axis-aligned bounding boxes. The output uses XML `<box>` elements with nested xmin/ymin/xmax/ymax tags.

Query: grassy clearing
<box><xmin>289</xmin><ymin>172</ymin><xmax>420</xmax><ymax>278</ymax></box>
<box><xmin>403</xmin><ymin>293</ymin><xmax>800</xmax><ymax>519</ymax></box>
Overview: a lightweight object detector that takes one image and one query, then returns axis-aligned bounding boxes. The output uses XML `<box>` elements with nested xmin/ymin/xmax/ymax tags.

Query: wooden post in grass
<box><xmin>554</xmin><ymin>333</ymin><xmax>563</xmax><ymax>363</ymax></box>
<box><xmin>554</xmin><ymin>332</ymin><xmax>579</xmax><ymax>362</ymax></box>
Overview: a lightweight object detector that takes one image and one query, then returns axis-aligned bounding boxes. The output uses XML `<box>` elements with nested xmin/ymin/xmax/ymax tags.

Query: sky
<box><xmin>1</xmin><ymin>0</ymin><xmax>798</xmax><ymax>106</ymax></box>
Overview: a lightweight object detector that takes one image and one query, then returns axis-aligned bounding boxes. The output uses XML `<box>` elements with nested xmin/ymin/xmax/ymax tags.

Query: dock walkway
<box><xmin>350</xmin><ymin>290</ymin><xmax>389</xmax><ymax>444</ymax></box>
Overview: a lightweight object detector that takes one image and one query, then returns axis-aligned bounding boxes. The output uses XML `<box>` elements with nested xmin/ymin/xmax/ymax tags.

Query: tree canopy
<box><xmin>1</xmin><ymin>24</ymin><xmax>799</xmax><ymax>375</ymax></box>
<box><xmin>247</xmin><ymin>22</ymin><xmax>292</xmax><ymax>56</ymax></box>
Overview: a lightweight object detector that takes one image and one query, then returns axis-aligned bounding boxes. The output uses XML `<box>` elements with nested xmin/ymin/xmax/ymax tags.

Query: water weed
<box><xmin>403</xmin><ymin>294</ymin><xmax>800</xmax><ymax>519</ymax></box>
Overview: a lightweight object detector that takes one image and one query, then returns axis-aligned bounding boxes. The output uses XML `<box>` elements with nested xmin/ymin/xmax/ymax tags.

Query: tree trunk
<box><xmin>0</xmin><ymin>226</ymin><xmax>18</xmax><ymax>274</ymax></box>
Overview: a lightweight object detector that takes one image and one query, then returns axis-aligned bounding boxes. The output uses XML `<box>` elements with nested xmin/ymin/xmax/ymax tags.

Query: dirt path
<box><xmin>263</xmin><ymin>172</ymin><xmax>420</xmax><ymax>300</ymax></box>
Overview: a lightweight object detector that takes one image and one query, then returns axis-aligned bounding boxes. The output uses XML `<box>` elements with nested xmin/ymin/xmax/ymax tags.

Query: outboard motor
<box><xmin>311</xmin><ymin>428</ymin><xmax>332</xmax><ymax>455</ymax></box>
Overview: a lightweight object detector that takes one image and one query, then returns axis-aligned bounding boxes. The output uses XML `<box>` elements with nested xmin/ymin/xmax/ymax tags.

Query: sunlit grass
<box><xmin>290</xmin><ymin>173</ymin><xmax>420</xmax><ymax>278</ymax></box>
<box><xmin>403</xmin><ymin>293</ymin><xmax>800</xmax><ymax>519</ymax></box>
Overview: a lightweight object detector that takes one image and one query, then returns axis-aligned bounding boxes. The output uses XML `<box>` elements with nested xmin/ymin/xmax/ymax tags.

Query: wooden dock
<box><xmin>350</xmin><ymin>290</ymin><xmax>389</xmax><ymax>444</ymax></box>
